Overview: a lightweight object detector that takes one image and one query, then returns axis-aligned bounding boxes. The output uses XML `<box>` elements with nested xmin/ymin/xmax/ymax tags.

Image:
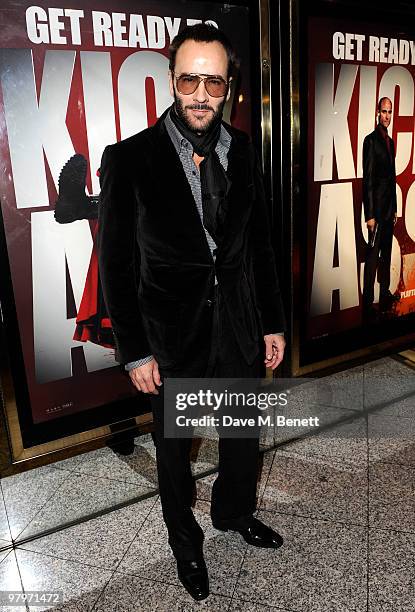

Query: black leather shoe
<box><xmin>379</xmin><ymin>290</ymin><xmax>400</xmax><ymax>311</ymax></box>
<box><xmin>213</xmin><ymin>517</ymin><xmax>283</xmax><ymax>549</ymax></box>
<box><xmin>381</xmin><ymin>290</ymin><xmax>400</xmax><ymax>302</ymax></box>
<box><xmin>177</xmin><ymin>559</ymin><xmax>209</xmax><ymax>601</ymax></box>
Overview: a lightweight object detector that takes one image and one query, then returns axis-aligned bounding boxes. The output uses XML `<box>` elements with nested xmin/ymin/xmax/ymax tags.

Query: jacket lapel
<box><xmin>375</xmin><ymin>126</ymin><xmax>393</xmax><ymax>166</ymax></box>
<box><xmin>151</xmin><ymin>112</ymin><xmax>214</xmax><ymax>260</ymax></box>
<box><xmin>216</xmin><ymin>135</ymin><xmax>250</xmax><ymax>252</ymax></box>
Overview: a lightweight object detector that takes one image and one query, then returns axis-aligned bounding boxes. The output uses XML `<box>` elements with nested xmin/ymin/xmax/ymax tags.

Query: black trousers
<box><xmin>150</xmin><ymin>285</ymin><xmax>261</xmax><ymax>561</ymax></box>
<box><xmin>363</xmin><ymin>219</ymin><xmax>394</xmax><ymax>307</ymax></box>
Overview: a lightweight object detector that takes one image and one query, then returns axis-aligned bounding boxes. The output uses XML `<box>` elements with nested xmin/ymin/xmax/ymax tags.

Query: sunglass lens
<box><xmin>205</xmin><ymin>78</ymin><xmax>227</xmax><ymax>97</ymax></box>
<box><xmin>177</xmin><ymin>75</ymin><xmax>199</xmax><ymax>94</ymax></box>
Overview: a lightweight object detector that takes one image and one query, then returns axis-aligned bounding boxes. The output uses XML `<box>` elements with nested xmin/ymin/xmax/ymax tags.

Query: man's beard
<box><xmin>173</xmin><ymin>91</ymin><xmax>226</xmax><ymax>135</ymax></box>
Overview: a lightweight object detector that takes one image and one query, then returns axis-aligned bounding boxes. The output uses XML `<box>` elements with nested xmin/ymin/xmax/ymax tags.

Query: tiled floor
<box><xmin>0</xmin><ymin>355</ymin><xmax>414</xmax><ymax>610</ymax></box>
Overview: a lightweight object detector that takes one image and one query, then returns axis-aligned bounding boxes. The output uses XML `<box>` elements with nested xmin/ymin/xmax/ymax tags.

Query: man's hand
<box><xmin>129</xmin><ymin>358</ymin><xmax>162</xmax><ymax>394</ymax></box>
<box><xmin>366</xmin><ymin>218</ymin><xmax>376</xmax><ymax>230</ymax></box>
<box><xmin>264</xmin><ymin>334</ymin><xmax>285</xmax><ymax>370</ymax></box>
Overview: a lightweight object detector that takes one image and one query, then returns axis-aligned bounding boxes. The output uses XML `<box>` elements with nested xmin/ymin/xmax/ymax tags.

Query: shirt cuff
<box><xmin>125</xmin><ymin>355</ymin><xmax>154</xmax><ymax>371</ymax></box>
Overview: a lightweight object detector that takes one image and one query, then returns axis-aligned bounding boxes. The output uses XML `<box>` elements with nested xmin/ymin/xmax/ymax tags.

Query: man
<box><xmin>98</xmin><ymin>24</ymin><xmax>286</xmax><ymax>601</ymax></box>
<box><xmin>362</xmin><ymin>96</ymin><xmax>398</xmax><ymax>317</ymax></box>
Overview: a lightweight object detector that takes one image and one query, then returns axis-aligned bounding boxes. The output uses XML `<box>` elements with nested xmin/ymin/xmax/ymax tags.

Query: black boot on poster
<box><xmin>54</xmin><ymin>153</ymin><xmax>99</xmax><ymax>224</ymax></box>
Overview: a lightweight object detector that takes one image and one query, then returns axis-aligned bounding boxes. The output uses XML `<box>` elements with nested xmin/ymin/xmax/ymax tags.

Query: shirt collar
<box><xmin>164</xmin><ymin>108</ymin><xmax>232</xmax><ymax>155</ymax></box>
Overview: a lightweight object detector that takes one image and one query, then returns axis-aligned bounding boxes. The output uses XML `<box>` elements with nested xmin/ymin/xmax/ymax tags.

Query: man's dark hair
<box><xmin>168</xmin><ymin>23</ymin><xmax>239</xmax><ymax>77</ymax></box>
<box><xmin>378</xmin><ymin>96</ymin><xmax>392</xmax><ymax>112</ymax></box>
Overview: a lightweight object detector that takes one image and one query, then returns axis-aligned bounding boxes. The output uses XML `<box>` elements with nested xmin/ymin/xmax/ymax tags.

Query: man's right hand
<box><xmin>366</xmin><ymin>218</ymin><xmax>376</xmax><ymax>230</ymax></box>
<box><xmin>128</xmin><ymin>359</ymin><xmax>162</xmax><ymax>394</ymax></box>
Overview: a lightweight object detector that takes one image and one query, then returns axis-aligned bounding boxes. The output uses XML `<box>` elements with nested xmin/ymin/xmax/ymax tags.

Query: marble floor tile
<box><xmin>260</xmin><ymin>402</ymin><xmax>303</xmax><ymax>448</ymax></box>
<box><xmin>366</xmin><ymin>393</ymin><xmax>415</xmax><ymax>418</ymax></box>
<box><xmin>0</xmin><ymin>550</ymin><xmax>26</xmax><ymax>612</ymax></box>
<box><xmin>364</xmin><ymin>357</ymin><xmax>415</xmax><ymax>409</ymax></box>
<box><xmin>234</xmin><ymin>509</ymin><xmax>367</xmax><ymax>612</ymax></box>
<box><xmin>0</xmin><ymin>491</ymin><xmax>11</xmax><ymax>542</ymax></box>
<box><xmin>259</xmin><ymin>416</ymin><xmax>276</xmax><ymax>450</ymax></box>
<box><xmin>189</xmin><ymin>438</ymin><xmax>219</xmax><ymax>478</ymax></box>
<box><xmin>230</xmin><ymin>599</ymin><xmax>297</xmax><ymax>611</ymax></box>
<box><xmin>15</xmin><ymin>548</ymin><xmax>112</xmax><ymax>611</ymax></box>
<box><xmin>368</xmin><ymin>411</ymin><xmax>415</xmax><ymax>466</ymax></box>
<box><xmin>95</xmin><ymin>571</ymin><xmax>232</xmax><ymax>611</ymax></box>
<box><xmin>368</xmin><ymin>527</ymin><xmax>415</xmax><ymax>612</ymax></box>
<box><xmin>287</xmin><ymin>365</ymin><xmax>364</xmax><ymax>412</ymax></box>
<box><xmin>147</xmin><ymin>584</ymin><xmax>231</xmax><ymax>611</ymax></box>
<box><xmin>256</xmin><ymin>450</ymin><xmax>276</xmax><ymax>505</ymax></box>
<box><xmin>196</xmin><ymin>449</ymin><xmax>275</xmax><ymax>507</ymax></box>
<box><xmin>1</xmin><ymin>467</ymin><xmax>69</xmax><ymax>539</ymax></box>
<box><xmin>93</xmin><ymin>572</ymin><xmax>169</xmax><ymax>612</ymax></box>
<box><xmin>195</xmin><ymin>472</ymin><xmax>221</xmax><ymax>504</ymax></box>
<box><xmin>16</xmin><ymin>471</ymin><xmax>154</xmax><ymax>541</ymax></box>
<box><xmin>17</xmin><ymin>497</ymin><xmax>157</xmax><ymax>570</ymax></box>
<box><xmin>52</xmin><ymin>453</ymin><xmax>88</xmax><ymax>473</ymax></box>
<box><xmin>369</xmin><ymin>462</ymin><xmax>415</xmax><ymax>533</ymax></box>
<box><xmin>137</xmin><ymin>433</ymin><xmax>219</xmax><ymax>479</ymax></box>
<box><xmin>54</xmin><ymin>434</ymin><xmax>158</xmax><ymax>480</ymax></box>
<box><xmin>273</xmin><ymin>407</ymin><xmax>367</xmax><ymax>464</ymax></box>
<box><xmin>53</xmin><ymin>443</ymin><xmax>158</xmax><ymax>488</ymax></box>
<box><xmin>0</xmin><ymin>546</ymin><xmax>12</xmax><ymax>561</ymax></box>
<box><xmin>52</xmin><ymin>436</ymin><xmax>157</xmax><ymax>474</ymax></box>
<box><xmin>118</xmin><ymin>498</ymin><xmax>247</xmax><ymax>598</ymax></box>
<box><xmin>261</xmin><ymin>450</ymin><xmax>368</xmax><ymax>525</ymax></box>
<box><xmin>282</xmin><ymin>379</ymin><xmax>325</xmax><ymax>412</ymax></box>
<box><xmin>323</xmin><ymin>365</ymin><xmax>364</xmax><ymax>410</ymax></box>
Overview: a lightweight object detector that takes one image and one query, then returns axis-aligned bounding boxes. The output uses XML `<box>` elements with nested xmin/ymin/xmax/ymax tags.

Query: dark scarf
<box><xmin>169</xmin><ymin>104</ymin><xmax>231</xmax><ymax>246</ymax></box>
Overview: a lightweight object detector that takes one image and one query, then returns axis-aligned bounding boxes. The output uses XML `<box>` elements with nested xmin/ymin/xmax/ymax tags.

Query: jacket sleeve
<box><xmin>97</xmin><ymin>144</ymin><xmax>151</xmax><ymax>365</ymax></box>
<box><xmin>248</xmin><ymin>143</ymin><xmax>286</xmax><ymax>335</ymax></box>
<box><xmin>363</xmin><ymin>135</ymin><xmax>375</xmax><ymax>222</ymax></box>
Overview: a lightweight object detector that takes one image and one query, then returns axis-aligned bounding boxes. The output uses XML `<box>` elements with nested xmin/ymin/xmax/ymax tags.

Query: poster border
<box><xmin>285</xmin><ymin>0</ymin><xmax>415</xmax><ymax>376</ymax></box>
<box><xmin>0</xmin><ymin>0</ymin><xmax>264</xmax><ymax>467</ymax></box>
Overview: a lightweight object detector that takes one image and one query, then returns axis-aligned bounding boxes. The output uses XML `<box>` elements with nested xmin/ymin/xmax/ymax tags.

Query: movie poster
<box><xmin>302</xmin><ymin>15</ymin><xmax>415</xmax><ymax>366</ymax></box>
<box><xmin>0</xmin><ymin>1</ymin><xmax>251</xmax><ymax>427</ymax></box>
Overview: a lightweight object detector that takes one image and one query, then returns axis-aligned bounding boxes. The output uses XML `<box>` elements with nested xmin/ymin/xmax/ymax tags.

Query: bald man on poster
<box><xmin>362</xmin><ymin>96</ymin><xmax>399</xmax><ymax>318</ymax></box>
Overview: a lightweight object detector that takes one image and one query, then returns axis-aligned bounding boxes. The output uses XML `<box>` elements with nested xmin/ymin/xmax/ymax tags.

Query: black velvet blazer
<box><xmin>363</xmin><ymin>126</ymin><xmax>397</xmax><ymax>223</ymax></box>
<box><xmin>97</xmin><ymin>112</ymin><xmax>286</xmax><ymax>369</ymax></box>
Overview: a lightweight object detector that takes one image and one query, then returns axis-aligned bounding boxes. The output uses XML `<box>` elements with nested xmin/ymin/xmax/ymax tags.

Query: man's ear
<box><xmin>168</xmin><ymin>70</ymin><xmax>174</xmax><ymax>98</ymax></box>
<box><xmin>226</xmin><ymin>77</ymin><xmax>232</xmax><ymax>102</ymax></box>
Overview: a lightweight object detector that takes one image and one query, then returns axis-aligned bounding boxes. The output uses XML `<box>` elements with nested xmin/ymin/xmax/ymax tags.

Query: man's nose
<box><xmin>193</xmin><ymin>80</ymin><xmax>208</xmax><ymax>102</ymax></box>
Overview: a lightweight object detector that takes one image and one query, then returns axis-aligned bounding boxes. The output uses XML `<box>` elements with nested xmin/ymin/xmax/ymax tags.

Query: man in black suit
<box><xmin>362</xmin><ymin>96</ymin><xmax>398</xmax><ymax>317</ymax></box>
<box><xmin>98</xmin><ymin>24</ymin><xmax>286</xmax><ymax>601</ymax></box>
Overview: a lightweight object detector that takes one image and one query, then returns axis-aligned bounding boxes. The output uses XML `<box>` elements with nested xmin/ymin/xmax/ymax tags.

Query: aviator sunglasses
<box><xmin>174</xmin><ymin>73</ymin><xmax>229</xmax><ymax>97</ymax></box>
